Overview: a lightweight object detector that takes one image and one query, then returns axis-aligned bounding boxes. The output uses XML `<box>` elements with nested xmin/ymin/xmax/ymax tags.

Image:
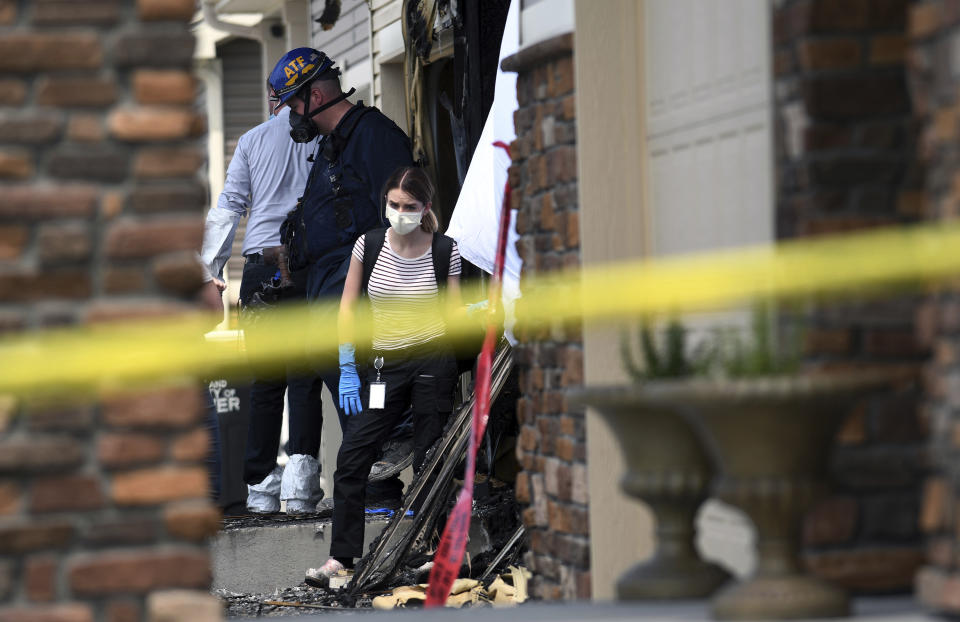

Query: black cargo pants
<box><xmin>329</xmin><ymin>339</ymin><xmax>457</xmax><ymax>559</ymax></box>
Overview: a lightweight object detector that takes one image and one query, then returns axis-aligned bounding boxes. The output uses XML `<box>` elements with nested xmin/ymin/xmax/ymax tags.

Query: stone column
<box><xmin>0</xmin><ymin>1</ymin><xmax>220</xmax><ymax>620</ymax></box>
<box><xmin>908</xmin><ymin>0</ymin><xmax>960</xmax><ymax>612</ymax></box>
<box><xmin>502</xmin><ymin>33</ymin><xmax>590</xmax><ymax>601</ymax></box>
<box><xmin>774</xmin><ymin>0</ymin><xmax>927</xmax><ymax>592</ymax></box>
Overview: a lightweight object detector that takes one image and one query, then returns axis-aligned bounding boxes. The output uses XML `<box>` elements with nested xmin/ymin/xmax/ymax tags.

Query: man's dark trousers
<box><xmin>241</xmin><ymin>260</ymin><xmax>326</xmax><ymax>486</ymax></box>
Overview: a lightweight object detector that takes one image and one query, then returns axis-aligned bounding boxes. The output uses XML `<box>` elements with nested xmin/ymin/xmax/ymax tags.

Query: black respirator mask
<box><xmin>289</xmin><ymin>86</ymin><xmax>356</xmax><ymax>143</ymax></box>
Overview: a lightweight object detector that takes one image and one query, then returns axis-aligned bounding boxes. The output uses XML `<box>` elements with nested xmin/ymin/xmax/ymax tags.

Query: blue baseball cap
<box><xmin>267</xmin><ymin>48</ymin><xmax>336</xmax><ymax>112</ymax></box>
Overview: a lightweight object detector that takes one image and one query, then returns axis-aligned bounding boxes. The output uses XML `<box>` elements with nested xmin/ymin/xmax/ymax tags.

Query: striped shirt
<box><xmin>353</xmin><ymin>232</ymin><xmax>462</xmax><ymax>350</ymax></box>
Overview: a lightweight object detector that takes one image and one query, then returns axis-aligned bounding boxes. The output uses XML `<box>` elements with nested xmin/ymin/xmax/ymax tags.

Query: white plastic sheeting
<box><xmin>246</xmin><ymin>464</ymin><xmax>283</xmax><ymax>514</ymax></box>
<box><xmin>444</xmin><ymin>0</ymin><xmax>521</xmax><ymax>343</ymax></box>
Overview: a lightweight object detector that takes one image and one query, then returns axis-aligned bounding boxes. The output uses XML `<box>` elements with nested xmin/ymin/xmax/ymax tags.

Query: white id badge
<box><xmin>369</xmin><ymin>382</ymin><xmax>386</xmax><ymax>409</ymax></box>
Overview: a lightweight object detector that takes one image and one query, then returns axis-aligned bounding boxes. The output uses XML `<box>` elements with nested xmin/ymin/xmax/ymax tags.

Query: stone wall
<box><xmin>501</xmin><ymin>34</ymin><xmax>589</xmax><ymax>601</ymax></box>
<box><xmin>0</xmin><ymin>1</ymin><xmax>220</xmax><ymax>620</ymax></box>
<box><xmin>773</xmin><ymin>0</ymin><xmax>928</xmax><ymax>592</ymax></box>
<box><xmin>907</xmin><ymin>0</ymin><xmax>960</xmax><ymax>612</ymax></box>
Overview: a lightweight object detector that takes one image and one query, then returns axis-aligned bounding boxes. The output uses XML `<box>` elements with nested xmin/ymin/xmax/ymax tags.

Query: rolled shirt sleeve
<box><xmin>200</xmin><ymin>138</ymin><xmax>251</xmax><ymax>279</ymax></box>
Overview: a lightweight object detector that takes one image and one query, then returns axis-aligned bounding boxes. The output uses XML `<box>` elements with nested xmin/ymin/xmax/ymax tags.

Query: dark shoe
<box><xmin>368</xmin><ymin>437</ymin><xmax>414</xmax><ymax>482</ymax></box>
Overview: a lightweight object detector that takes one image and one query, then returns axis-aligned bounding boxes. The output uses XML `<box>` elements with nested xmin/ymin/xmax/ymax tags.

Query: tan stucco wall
<box><xmin>573</xmin><ymin>0</ymin><xmax>654</xmax><ymax>601</ymax></box>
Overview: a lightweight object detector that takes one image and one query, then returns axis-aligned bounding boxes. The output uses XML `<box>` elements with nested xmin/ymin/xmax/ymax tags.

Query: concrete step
<box><xmin>212</xmin><ymin>513</ymin><xmax>396</xmax><ymax>594</ymax></box>
<box><xmin>212</xmin><ymin>492</ymin><xmax>515</xmax><ymax>597</ymax></box>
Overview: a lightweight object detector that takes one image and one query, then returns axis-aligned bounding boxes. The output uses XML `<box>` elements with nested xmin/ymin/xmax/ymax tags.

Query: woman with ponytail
<box><xmin>305</xmin><ymin>166</ymin><xmax>461</xmax><ymax>586</ymax></box>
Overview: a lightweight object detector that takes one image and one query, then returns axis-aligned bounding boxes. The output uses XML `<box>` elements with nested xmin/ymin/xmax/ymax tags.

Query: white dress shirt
<box><xmin>201</xmin><ymin>108</ymin><xmax>315</xmax><ymax>279</ymax></box>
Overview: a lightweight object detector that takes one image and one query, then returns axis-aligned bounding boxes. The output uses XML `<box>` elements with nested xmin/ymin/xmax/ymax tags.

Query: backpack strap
<box><xmin>361</xmin><ymin>227</ymin><xmax>388</xmax><ymax>296</ymax></box>
<box><xmin>432</xmin><ymin>232</ymin><xmax>454</xmax><ymax>288</ymax></box>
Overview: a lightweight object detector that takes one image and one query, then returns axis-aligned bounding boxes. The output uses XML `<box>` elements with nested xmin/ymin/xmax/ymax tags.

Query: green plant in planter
<box><xmin>615</xmin><ymin>304</ymin><xmax>881</xmax><ymax>620</ymax></box>
<box><xmin>589</xmin><ymin>316</ymin><xmax>731</xmax><ymax>600</ymax></box>
<box><xmin>620</xmin><ymin>318</ymin><xmax>712</xmax><ymax>381</ymax></box>
<box><xmin>620</xmin><ymin>303</ymin><xmax>804</xmax><ymax>382</ymax></box>
<box><xmin>715</xmin><ymin>302</ymin><xmax>803</xmax><ymax>378</ymax></box>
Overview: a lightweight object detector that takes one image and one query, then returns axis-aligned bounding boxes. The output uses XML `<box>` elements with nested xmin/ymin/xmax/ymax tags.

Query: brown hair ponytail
<box><xmin>381</xmin><ymin>166</ymin><xmax>438</xmax><ymax>233</ymax></box>
<box><xmin>420</xmin><ymin>209</ymin><xmax>438</xmax><ymax>233</ymax></box>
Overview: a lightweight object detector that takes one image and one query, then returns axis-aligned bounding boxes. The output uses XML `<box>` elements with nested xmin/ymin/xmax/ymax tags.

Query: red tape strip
<box><xmin>425</xmin><ymin>141</ymin><xmax>512</xmax><ymax>607</ymax></box>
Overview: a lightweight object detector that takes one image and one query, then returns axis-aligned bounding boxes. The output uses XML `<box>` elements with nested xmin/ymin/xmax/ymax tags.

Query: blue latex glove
<box><xmin>467</xmin><ymin>299</ymin><xmax>503</xmax><ymax>326</ymax></box>
<box><xmin>338</xmin><ymin>343</ymin><xmax>363</xmax><ymax>416</ymax></box>
<box><xmin>465</xmin><ymin>300</ymin><xmax>488</xmax><ymax>318</ymax></box>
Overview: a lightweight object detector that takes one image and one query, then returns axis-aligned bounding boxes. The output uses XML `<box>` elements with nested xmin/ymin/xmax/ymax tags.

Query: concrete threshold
<box><xmin>212</xmin><ymin>514</ymin><xmax>397</xmax><ymax>594</ymax></box>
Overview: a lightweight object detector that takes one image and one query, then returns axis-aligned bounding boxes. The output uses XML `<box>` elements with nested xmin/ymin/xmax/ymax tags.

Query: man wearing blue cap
<box><xmin>268</xmin><ymin>48</ymin><xmax>414</xmax><ymax>299</ymax></box>
<box><xmin>267</xmin><ymin>48</ymin><xmax>416</xmax><ymax>514</ymax></box>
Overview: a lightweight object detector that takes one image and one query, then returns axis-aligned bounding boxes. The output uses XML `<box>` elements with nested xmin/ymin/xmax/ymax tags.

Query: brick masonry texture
<box><xmin>501</xmin><ymin>33</ymin><xmax>589</xmax><ymax>601</ymax></box>
<box><xmin>908</xmin><ymin>0</ymin><xmax>960</xmax><ymax>613</ymax></box>
<box><xmin>0</xmin><ymin>1</ymin><xmax>218</xmax><ymax>619</ymax></box>
<box><xmin>774</xmin><ymin>0</ymin><xmax>929</xmax><ymax>593</ymax></box>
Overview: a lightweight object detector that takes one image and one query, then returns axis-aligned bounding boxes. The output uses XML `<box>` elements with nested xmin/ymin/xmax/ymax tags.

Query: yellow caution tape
<box><xmin>5</xmin><ymin>221</ymin><xmax>960</xmax><ymax>398</ymax></box>
<box><xmin>525</xmin><ymin>220</ymin><xmax>959</xmax><ymax>322</ymax></box>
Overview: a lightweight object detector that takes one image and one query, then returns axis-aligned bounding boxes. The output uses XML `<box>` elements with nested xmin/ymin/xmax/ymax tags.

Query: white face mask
<box><xmin>386</xmin><ymin>205</ymin><xmax>422</xmax><ymax>235</ymax></box>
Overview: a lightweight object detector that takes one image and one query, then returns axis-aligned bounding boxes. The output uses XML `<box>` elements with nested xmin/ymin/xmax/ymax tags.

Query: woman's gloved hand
<box><xmin>338</xmin><ymin>343</ymin><xmax>363</xmax><ymax>416</ymax></box>
<box><xmin>465</xmin><ymin>300</ymin><xmax>488</xmax><ymax>318</ymax></box>
<box><xmin>465</xmin><ymin>299</ymin><xmax>503</xmax><ymax>326</ymax></box>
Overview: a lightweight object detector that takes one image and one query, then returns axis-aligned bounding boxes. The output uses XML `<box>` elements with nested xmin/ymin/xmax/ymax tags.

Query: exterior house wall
<box><xmin>772</xmin><ymin>0</ymin><xmax>928</xmax><ymax>592</ymax></box>
<box><xmin>0</xmin><ymin>0</ymin><xmax>220</xmax><ymax>621</ymax></box>
<box><xmin>369</xmin><ymin>0</ymin><xmax>407</xmax><ymax>130</ymax></box>
<box><xmin>220</xmin><ymin>37</ymin><xmax>264</xmax><ymax>298</ymax></box>
<box><xmin>510</xmin><ymin>0</ymin><xmax>929</xmax><ymax>602</ymax></box>
<box><xmin>310</xmin><ymin>0</ymin><xmax>372</xmax><ymax>104</ymax></box>
<box><xmin>573</xmin><ymin>0</ymin><xmax>653</xmax><ymax>601</ymax></box>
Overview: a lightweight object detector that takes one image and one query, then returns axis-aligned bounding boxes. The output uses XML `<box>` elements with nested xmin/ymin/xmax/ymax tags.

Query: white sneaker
<box><xmin>281</xmin><ymin>454</ymin><xmax>324</xmax><ymax>515</ymax></box>
<box><xmin>246</xmin><ymin>465</ymin><xmax>283</xmax><ymax>514</ymax></box>
<box><xmin>304</xmin><ymin>558</ymin><xmax>353</xmax><ymax>589</ymax></box>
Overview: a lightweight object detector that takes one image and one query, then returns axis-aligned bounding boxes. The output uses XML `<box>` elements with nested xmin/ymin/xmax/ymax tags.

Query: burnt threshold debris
<box><xmin>216</xmin><ymin>342</ymin><xmax>526</xmax><ymax>616</ymax></box>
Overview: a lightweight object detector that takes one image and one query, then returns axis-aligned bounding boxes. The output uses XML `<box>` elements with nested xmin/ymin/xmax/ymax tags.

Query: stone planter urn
<box><xmin>650</xmin><ymin>372</ymin><xmax>897</xmax><ymax>620</ymax></box>
<box><xmin>571</xmin><ymin>386</ymin><xmax>729</xmax><ymax>599</ymax></box>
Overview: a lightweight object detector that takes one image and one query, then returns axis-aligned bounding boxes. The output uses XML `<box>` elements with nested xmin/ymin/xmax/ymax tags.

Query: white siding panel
<box><xmin>643</xmin><ymin>1</ymin><xmax>774</xmax><ymax>579</ymax></box>
<box><xmin>373</xmin><ymin>19</ymin><xmax>404</xmax><ymax>59</ymax></box>
<box><xmin>648</xmin><ymin>108</ymin><xmax>772</xmax><ymax>256</ymax></box>
<box><xmin>371</xmin><ymin>0</ymin><xmax>402</xmax><ymax>106</ymax></box>
<box><xmin>311</xmin><ymin>0</ymin><xmax>370</xmax><ymax>73</ymax></box>
<box><xmin>218</xmin><ymin>37</ymin><xmax>263</xmax><ymax>289</ymax></box>
<box><xmin>371</xmin><ymin>0</ymin><xmax>401</xmax><ymax>32</ymax></box>
<box><xmin>645</xmin><ymin>0</ymin><xmax>773</xmax><ymax>256</ymax></box>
